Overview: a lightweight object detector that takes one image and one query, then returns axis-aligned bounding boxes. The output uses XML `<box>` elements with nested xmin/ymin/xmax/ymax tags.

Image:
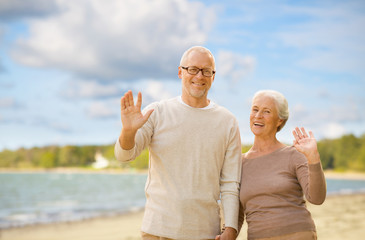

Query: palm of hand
<box><xmin>121</xmin><ymin>105</ymin><xmax>146</xmax><ymax>130</ymax></box>
<box><xmin>292</xmin><ymin>127</ymin><xmax>319</xmax><ymax>155</ymax></box>
<box><xmin>293</xmin><ymin>127</ymin><xmax>320</xmax><ymax>164</ymax></box>
<box><xmin>294</xmin><ymin>137</ymin><xmax>317</xmax><ymax>155</ymax></box>
<box><xmin>120</xmin><ymin>91</ymin><xmax>153</xmax><ymax>132</ymax></box>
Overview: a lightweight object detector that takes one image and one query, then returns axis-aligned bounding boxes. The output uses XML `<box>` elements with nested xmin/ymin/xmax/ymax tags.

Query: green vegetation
<box><xmin>0</xmin><ymin>133</ymin><xmax>365</xmax><ymax>172</ymax></box>
<box><xmin>317</xmin><ymin>134</ymin><xmax>365</xmax><ymax>171</ymax></box>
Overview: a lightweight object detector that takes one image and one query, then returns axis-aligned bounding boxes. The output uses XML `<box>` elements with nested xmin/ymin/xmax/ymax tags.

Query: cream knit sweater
<box><xmin>115</xmin><ymin>97</ymin><xmax>242</xmax><ymax>239</ymax></box>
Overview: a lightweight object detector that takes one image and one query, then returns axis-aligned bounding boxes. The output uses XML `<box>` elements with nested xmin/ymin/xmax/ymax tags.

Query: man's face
<box><xmin>179</xmin><ymin>51</ymin><xmax>215</xmax><ymax>100</ymax></box>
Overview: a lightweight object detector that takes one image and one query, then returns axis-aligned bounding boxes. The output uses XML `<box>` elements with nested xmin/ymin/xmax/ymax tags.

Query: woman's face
<box><xmin>250</xmin><ymin>95</ymin><xmax>283</xmax><ymax>138</ymax></box>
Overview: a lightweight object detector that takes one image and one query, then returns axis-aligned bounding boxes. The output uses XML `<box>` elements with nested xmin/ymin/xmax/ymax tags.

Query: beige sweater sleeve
<box><xmin>220</xmin><ymin>119</ymin><xmax>242</xmax><ymax>231</ymax></box>
<box><xmin>114</xmin><ymin>103</ymin><xmax>156</xmax><ymax>162</ymax></box>
<box><xmin>237</xmin><ymin>201</ymin><xmax>245</xmax><ymax>234</ymax></box>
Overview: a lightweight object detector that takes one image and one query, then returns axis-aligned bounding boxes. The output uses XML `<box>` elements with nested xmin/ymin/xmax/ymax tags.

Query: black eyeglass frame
<box><xmin>180</xmin><ymin>66</ymin><xmax>216</xmax><ymax>77</ymax></box>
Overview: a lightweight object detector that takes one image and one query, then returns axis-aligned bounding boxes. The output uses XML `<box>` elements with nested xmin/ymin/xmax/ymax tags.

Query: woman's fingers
<box><xmin>294</xmin><ymin>127</ymin><xmax>310</xmax><ymax>139</ymax></box>
<box><xmin>301</xmin><ymin>127</ymin><xmax>309</xmax><ymax>138</ymax></box>
<box><xmin>292</xmin><ymin>130</ymin><xmax>299</xmax><ymax>142</ymax></box>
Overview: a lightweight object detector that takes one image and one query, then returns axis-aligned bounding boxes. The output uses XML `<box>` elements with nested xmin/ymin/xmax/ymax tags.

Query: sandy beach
<box><xmin>1</xmin><ymin>193</ymin><xmax>364</xmax><ymax>240</ymax></box>
<box><xmin>237</xmin><ymin>193</ymin><xmax>365</xmax><ymax>240</ymax></box>
<box><xmin>0</xmin><ymin>210</ymin><xmax>145</xmax><ymax>240</ymax></box>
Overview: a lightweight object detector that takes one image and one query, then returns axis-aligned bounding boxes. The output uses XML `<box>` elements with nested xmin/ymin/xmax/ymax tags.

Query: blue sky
<box><xmin>0</xmin><ymin>0</ymin><xmax>364</xmax><ymax>151</ymax></box>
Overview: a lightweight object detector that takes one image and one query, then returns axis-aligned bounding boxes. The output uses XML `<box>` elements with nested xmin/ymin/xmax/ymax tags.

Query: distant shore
<box><xmin>323</xmin><ymin>170</ymin><xmax>365</xmax><ymax>180</ymax></box>
<box><xmin>1</xmin><ymin>168</ymin><xmax>365</xmax><ymax>179</ymax></box>
<box><xmin>0</xmin><ymin>167</ymin><xmax>148</xmax><ymax>174</ymax></box>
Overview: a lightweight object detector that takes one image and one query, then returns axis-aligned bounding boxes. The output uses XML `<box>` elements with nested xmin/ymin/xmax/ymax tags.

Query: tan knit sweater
<box><xmin>238</xmin><ymin>146</ymin><xmax>326</xmax><ymax>239</ymax></box>
<box><xmin>115</xmin><ymin>97</ymin><xmax>242</xmax><ymax>239</ymax></box>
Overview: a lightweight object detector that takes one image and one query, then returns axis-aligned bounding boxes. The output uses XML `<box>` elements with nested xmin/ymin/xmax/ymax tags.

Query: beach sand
<box><xmin>0</xmin><ymin>210</ymin><xmax>144</xmax><ymax>240</ymax></box>
<box><xmin>1</xmin><ymin>194</ymin><xmax>365</xmax><ymax>240</ymax></box>
<box><xmin>237</xmin><ymin>193</ymin><xmax>365</xmax><ymax>240</ymax></box>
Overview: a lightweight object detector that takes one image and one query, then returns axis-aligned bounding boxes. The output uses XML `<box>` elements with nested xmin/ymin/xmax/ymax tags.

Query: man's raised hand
<box><xmin>120</xmin><ymin>90</ymin><xmax>154</xmax><ymax>133</ymax></box>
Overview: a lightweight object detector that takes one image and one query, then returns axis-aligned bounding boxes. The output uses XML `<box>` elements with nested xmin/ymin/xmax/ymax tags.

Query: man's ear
<box><xmin>178</xmin><ymin>66</ymin><xmax>182</xmax><ymax>79</ymax></box>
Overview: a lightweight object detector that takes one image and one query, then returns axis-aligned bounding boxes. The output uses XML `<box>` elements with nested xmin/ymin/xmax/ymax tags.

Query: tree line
<box><xmin>0</xmin><ymin>133</ymin><xmax>365</xmax><ymax>171</ymax></box>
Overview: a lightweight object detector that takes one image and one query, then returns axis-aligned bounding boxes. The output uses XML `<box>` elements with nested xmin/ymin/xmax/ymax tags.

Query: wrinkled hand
<box><xmin>120</xmin><ymin>90</ymin><xmax>153</xmax><ymax>132</ymax></box>
<box><xmin>215</xmin><ymin>227</ymin><xmax>236</xmax><ymax>240</ymax></box>
<box><xmin>292</xmin><ymin>127</ymin><xmax>320</xmax><ymax>164</ymax></box>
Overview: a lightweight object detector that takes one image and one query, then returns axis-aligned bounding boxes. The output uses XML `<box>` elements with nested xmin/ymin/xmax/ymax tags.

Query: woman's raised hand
<box><xmin>292</xmin><ymin>127</ymin><xmax>320</xmax><ymax>164</ymax></box>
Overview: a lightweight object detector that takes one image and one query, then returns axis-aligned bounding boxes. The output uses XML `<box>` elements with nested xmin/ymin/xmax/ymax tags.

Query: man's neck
<box><xmin>181</xmin><ymin>95</ymin><xmax>210</xmax><ymax>108</ymax></box>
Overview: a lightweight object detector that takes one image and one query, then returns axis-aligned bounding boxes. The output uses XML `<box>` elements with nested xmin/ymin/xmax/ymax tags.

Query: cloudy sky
<box><xmin>0</xmin><ymin>0</ymin><xmax>364</xmax><ymax>151</ymax></box>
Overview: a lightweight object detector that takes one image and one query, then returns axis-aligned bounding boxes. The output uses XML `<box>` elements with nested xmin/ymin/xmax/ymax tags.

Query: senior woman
<box><xmin>237</xmin><ymin>90</ymin><xmax>326</xmax><ymax>240</ymax></box>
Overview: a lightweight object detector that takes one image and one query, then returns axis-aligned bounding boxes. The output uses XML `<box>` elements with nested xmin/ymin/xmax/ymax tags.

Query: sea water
<box><xmin>0</xmin><ymin>172</ymin><xmax>364</xmax><ymax>229</ymax></box>
<box><xmin>0</xmin><ymin>172</ymin><xmax>146</xmax><ymax>229</ymax></box>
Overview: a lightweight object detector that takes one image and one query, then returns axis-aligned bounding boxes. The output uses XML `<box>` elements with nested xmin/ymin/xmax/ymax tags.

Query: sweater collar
<box><xmin>177</xmin><ymin>96</ymin><xmax>215</xmax><ymax>109</ymax></box>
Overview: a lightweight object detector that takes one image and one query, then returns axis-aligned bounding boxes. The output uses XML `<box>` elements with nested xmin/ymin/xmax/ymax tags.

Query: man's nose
<box><xmin>196</xmin><ymin>70</ymin><xmax>204</xmax><ymax>78</ymax></box>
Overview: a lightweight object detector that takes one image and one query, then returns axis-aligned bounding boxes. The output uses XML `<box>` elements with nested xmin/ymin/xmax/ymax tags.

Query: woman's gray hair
<box><xmin>253</xmin><ymin>90</ymin><xmax>289</xmax><ymax>132</ymax></box>
<box><xmin>179</xmin><ymin>46</ymin><xmax>215</xmax><ymax>69</ymax></box>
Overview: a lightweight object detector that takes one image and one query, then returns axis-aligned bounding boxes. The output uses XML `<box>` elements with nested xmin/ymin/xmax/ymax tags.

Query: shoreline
<box><xmin>1</xmin><ymin>192</ymin><xmax>362</xmax><ymax>230</ymax></box>
<box><xmin>323</xmin><ymin>170</ymin><xmax>365</xmax><ymax>180</ymax></box>
<box><xmin>1</xmin><ymin>194</ymin><xmax>365</xmax><ymax>240</ymax></box>
<box><xmin>0</xmin><ymin>167</ymin><xmax>148</xmax><ymax>175</ymax></box>
<box><xmin>1</xmin><ymin>192</ymin><xmax>363</xmax><ymax>231</ymax></box>
<box><xmin>1</xmin><ymin>168</ymin><xmax>365</xmax><ymax>179</ymax></box>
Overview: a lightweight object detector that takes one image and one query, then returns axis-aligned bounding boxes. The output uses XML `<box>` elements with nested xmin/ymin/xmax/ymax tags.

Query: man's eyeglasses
<box><xmin>181</xmin><ymin>66</ymin><xmax>216</xmax><ymax>77</ymax></box>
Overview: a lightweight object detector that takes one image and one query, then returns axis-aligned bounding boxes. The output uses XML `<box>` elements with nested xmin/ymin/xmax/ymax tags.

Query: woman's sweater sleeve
<box><xmin>295</xmin><ymin>150</ymin><xmax>327</xmax><ymax>205</ymax></box>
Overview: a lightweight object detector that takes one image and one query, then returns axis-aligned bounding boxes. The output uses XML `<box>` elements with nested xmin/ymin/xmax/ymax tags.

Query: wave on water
<box><xmin>0</xmin><ymin>173</ymin><xmax>147</xmax><ymax>229</ymax></box>
<box><xmin>1</xmin><ymin>173</ymin><xmax>365</xmax><ymax>229</ymax></box>
<box><xmin>0</xmin><ymin>205</ymin><xmax>145</xmax><ymax>229</ymax></box>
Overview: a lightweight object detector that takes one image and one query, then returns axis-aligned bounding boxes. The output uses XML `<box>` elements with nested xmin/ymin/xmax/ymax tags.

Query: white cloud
<box><xmin>11</xmin><ymin>0</ymin><xmax>216</xmax><ymax>80</ymax></box>
<box><xmin>290</xmin><ymin>103</ymin><xmax>308</xmax><ymax>121</ymax></box>
<box><xmin>143</xmin><ymin>80</ymin><xmax>175</xmax><ymax>102</ymax></box>
<box><xmin>311</xmin><ymin>99</ymin><xmax>363</xmax><ymax>124</ymax></box>
<box><xmin>329</xmin><ymin>104</ymin><xmax>362</xmax><ymax>123</ymax></box>
<box><xmin>61</xmin><ymin>79</ymin><xmax>121</xmax><ymax>99</ymax></box>
<box><xmin>0</xmin><ymin>97</ymin><xmax>16</xmax><ymax>108</ymax></box>
<box><xmin>49</xmin><ymin>122</ymin><xmax>72</xmax><ymax>133</ymax></box>
<box><xmin>320</xmin><ymin>122</ymin><xmax>346</xmax><ymax>139</ymax></box>
<box><xmin>216</xmin><ymin>50</ymin><xmax>256</xmax><ymax>83</ymax></box>
<box><xmin>86</xmin><ymin>101</ymin><xmax>117</xmax><ymax>119</ymax></box>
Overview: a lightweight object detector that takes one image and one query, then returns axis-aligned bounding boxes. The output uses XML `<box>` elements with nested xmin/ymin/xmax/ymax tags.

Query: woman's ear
<box><xmin>277</xmin><ymin>118</ymin><xmax>284</xmax><ymax>128</ymax></box>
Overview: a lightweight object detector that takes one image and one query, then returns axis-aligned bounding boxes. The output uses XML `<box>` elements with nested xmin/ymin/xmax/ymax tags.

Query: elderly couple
<box><xmin>114</xmin><ymin>46</ymin><xmax>326</xmax><ymax>240</ymax></box>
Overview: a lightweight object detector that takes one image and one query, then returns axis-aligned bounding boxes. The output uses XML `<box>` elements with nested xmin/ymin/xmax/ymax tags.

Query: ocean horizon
<box><xmin>1</xmin><ymin>172</ymin><xmax>365</xmax><ymax>229</ymax></box>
